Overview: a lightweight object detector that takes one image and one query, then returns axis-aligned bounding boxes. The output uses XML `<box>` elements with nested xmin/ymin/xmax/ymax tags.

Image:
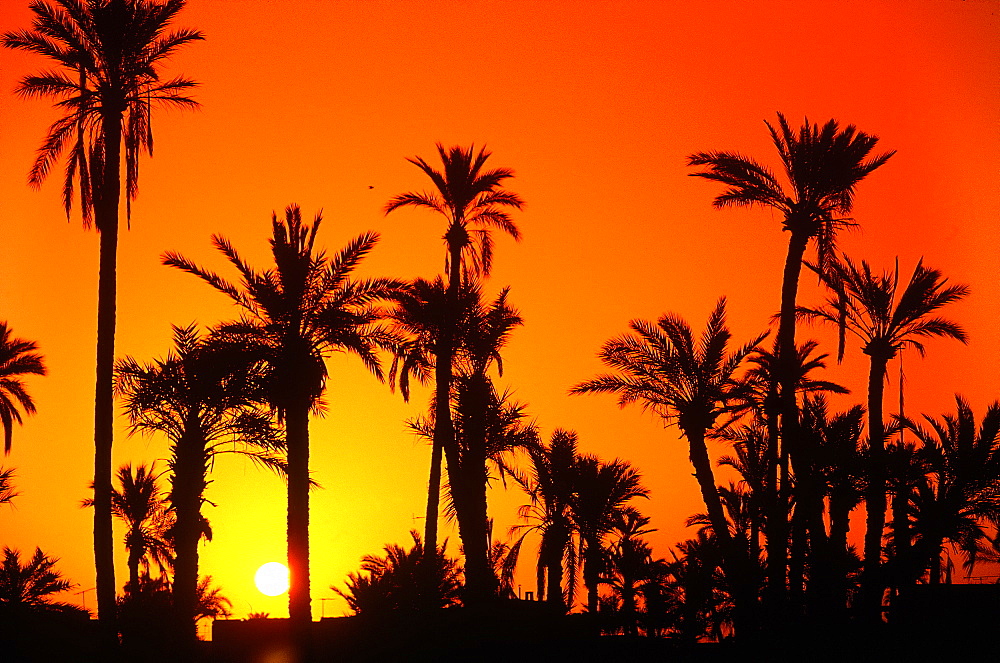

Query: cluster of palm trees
<box><xmin>3</xmin><ymin>0</ymin><xmax>999</xmax><ymax>653</ymax></box>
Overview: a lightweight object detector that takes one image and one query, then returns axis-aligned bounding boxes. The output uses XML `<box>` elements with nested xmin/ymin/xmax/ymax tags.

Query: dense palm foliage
<box><xmin>0</xmin><ymin>547</ymin><xmax>77</xmax><ymax>612</ymax></box>
<box><xmin>385</xmin><ymin>145</ymin><xmax>523</xmax><ymax>572</ymax></box>
<box><xmin>573</xmin><ymin>297</ymin><xmax>765</xmax><ymax>632</ymax></box>
<box><xmin>801</xmin><ymin>257</ymin><xmax>968</xmax><ymax>618</ymax></box>
<box><xmin>116</xmin><ymin>324</ymin><xmax>285</xmax><ymax>641</ymax></box>
<box><xmin>688</xmin><ymin>115</ymin><xmax>893</xmax><ymax>609</ymax></box>
<box><xmin>333</xmin><ymin>531</ymin><xmax>463</xmax><ymax>614</ymax></box>
<box><xmin>163</xmin><ymin>206</ymin><xmax>403</xmax><ymax>626</ymax></box>
<box><xmin>3</xmin><ymin>0</ymin><xmax>202</xmax><ymax>624</ymax></box>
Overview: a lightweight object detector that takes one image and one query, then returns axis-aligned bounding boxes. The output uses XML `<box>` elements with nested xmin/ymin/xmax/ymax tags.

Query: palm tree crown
<box><xmin>2</xmin><ymin>0</ymin><xmax>203</xmax><ymax>223</ymax></box>
<box><xmin>385</xmin><ymin>144</ymin><xmax>523</xmax><ymax>283</ymax></box>
<box><xmin>0</xmin><ymin>322</ymin><xmax>46</xmax><ymax>454</ymax></box>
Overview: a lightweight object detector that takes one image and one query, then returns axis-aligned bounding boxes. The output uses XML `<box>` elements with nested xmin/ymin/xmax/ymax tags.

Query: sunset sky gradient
<box><xmin>1</xmin><ymin>0</ymin><xmax>998</xmax><ymax>620</ymax></box>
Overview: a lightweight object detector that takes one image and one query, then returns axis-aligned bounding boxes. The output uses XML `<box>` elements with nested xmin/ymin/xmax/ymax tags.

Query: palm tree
<box><xmin>84</xmin><ymin>463</ymin><xmax>174</xmax><ymax>595</ymax></box>
<box><xmin>599</xmin><ymin>509</ymin><xmax>658</xmax><ymax>635</ymax></box>
<box><xmin>899</xmin><ymin>397</ymin><xmax>1000</xmax><ymax>585</ymax></box>
<box><xmin>0</xmin><ymin>547</ymin><xmax>77</xmax><ymax>612</ymax></box>
<box><xmin>332</xmin><ymin>530</ymin><xmax>463</xmax><ymax>614</ymax></box>
<box><xmin>572</xmin><ymin>297</ymin><xmax>765</xmax><ymax>633</ymax></box>
<box><xmin>116</xmin><ymin>323</ymin><xmax>285</xmax><ymax>641</ymax></box>
<box><xmin>385</xmin><ymin>145</ymin><xmax>523</xmax><ymax>564</ymax></box>
<box><xmin>512</xmin><ymin>429</ymin><xmax>581</xmax><ymax>610</ymax></box>
<box><xmin>688</xmin><ymin>114</ymin><xmax>893</xmax><ymax>605</ymax></box>
<box><xmin>3</xmin><ymin>1</ymin><xmax>202</xmax><ymax>624</ymax></box>
<box><xmin>163</xmin><ymin>206</ymin><xmax>403</xmax><ymax>627</ymax></box>
<box><xmin>0</xmin><ymin>321</ymin><xmax>47</xmax><ymax>454</ymax></box>
<box><xmin>801</xmin><ymin>256</ymin><xmax>968</xmax><ymax>619</ymax></box>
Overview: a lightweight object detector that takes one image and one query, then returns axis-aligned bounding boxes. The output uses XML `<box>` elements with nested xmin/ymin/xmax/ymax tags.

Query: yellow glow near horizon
<box><xmin>254</xmin><ymin>562</ymin><xmax>290</xmax><ymax>597</ymax></box>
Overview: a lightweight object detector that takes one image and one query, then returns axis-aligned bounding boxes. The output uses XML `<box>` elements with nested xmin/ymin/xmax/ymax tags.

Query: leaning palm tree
<box><xmin>385</xmin><ymin>145</ymin><xmax>523</xmax><ymax>562</ymax></box>
<box><xmin>572</xmin><ymin>297</ymin><xmax>765</xmax><ymax>634</ymax></box>
<box><xmin>688</xmin><ymin>114</ymin><xmax>893</xmax><ymax>604</ymax></box>
<box><xmin>3</xmin><ymin>1</ymin><xmax>202</xmax><ymax>624</ymax></box>
<box><xmin>116</xmin><ymin>323</ymin><xmax>285</xmax><ymax>642</ymax></box>
<box><xmin>0</xmin><ymin>321</ymin><xmax>47</xmax><ymax>454</ymax></box>
<box><xmin>163</xmin><ymin>206</ymin><xmax>403</xmax><ymax>627</ymax></box>
<box><xmin>800</xmin><ymin>256</ymin><xmax>968</xmax><ymax>619</ymax></box>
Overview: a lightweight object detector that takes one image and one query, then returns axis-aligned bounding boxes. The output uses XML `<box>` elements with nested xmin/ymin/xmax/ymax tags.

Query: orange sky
<box><xmin>1</xmin><ymin>0</ymin><xmax>998</xmax><ymax>621</ymax></box>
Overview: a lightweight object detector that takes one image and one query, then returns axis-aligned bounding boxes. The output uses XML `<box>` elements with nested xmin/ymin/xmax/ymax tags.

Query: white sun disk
<box><xmin>255</xmin><ymin>562</ymin><xmax>290</xmax><ymax>597</ymax></box>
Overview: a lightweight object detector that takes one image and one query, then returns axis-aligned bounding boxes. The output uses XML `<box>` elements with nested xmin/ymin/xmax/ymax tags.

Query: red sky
<box><xmin>1</xmin><ymin>0</ymin><xmax>998</xmax><ymax>620</ymax></box>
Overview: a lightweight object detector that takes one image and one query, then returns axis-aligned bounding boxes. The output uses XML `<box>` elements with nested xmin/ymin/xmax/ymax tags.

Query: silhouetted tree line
<box><xmin>2</xmin><ymin>0</ymin><xmax>998</xmax><ymax>659</ymax></box>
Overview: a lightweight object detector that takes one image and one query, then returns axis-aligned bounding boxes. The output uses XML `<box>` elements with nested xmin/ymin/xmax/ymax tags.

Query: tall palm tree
<box><xmin>572</xmin><ymin>297</ymin><xmax>765</xmax><ymax>633</ymax></box>
<box><xmin>688</xmin><ymin>114</ymin><xmax>893</xmax><ymax>605</ymax></box>
<box><xmin>83</xmin><ymin>463</ymin><xmax>174</xmax><ymax>595</ymax></box>
<box><xmin>163</xmin><ymin>206</ymin><xmax>403</xmax><ymax>627</ymax></box>
<box><xmin>801</xmin><ymin>256</ymin><xmax>968</xmax><ymax>619</ymax></box>
<box><xmin>3</xmin><ymin>1</ymin><xmax>202</xmax><ymax>624</ymax></box>
<box><xmin>385</xmin><ymin>145</ymin><xmax>523</xmax><ymax>563</ymax></box>
<box><xmin>116</xmin><ymin>323</ymin><xmax>285</xmax><ymax>641</ymax></box>
<box><xmin>0</xmin><ymin>322</ymin><xmax>47</xmax><ymax>454</ymax></box>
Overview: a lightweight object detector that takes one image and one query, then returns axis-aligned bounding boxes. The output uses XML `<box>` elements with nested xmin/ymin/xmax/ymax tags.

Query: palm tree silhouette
<box><xmin>3</xmin><ymin>1</ymin><xmax>202</xmax><ymax>625</ymax></box>
<box><xmin>688</xmin><ymin>114</ymin><xmax>893</xmax><ymax>607</ymax></box>
<box><xmin>163</xmin><ymin>206</ymin><xmax>403</xmax><ymax>627</ymax></box>
<box><xmin>0</xmin><ymin>468</ymin><xmax>17</xmax><ymax>506</ymax></box>
<box><xmin>332</xmin><ymin>530</ymin><xmax>463</xmax><ymax>614</ymax></box>
<box><xmin>116</xmin><ymin>323</ymin><xmax>285</xmax><ymax>641</ymax></box>
<box><xmin>898</xmin><ymin>397</ymin><xmax>1000</xmax><ymax>585</ymax></box>
<box><xmin>572</xmin><ymin>297</ymin><xmax>765</xmax><ymax>633</ymax></box>
<box><xmin>0</xmin><ymin>321</ymin><xmax>47</xmax><ymax>455</ymax></box>
<box><xmin>385</xmin><ymin>145</ymin><xmax>523</xmax><ymax>565</ymax></box>
<box><xmin>512</xmin><ymin>429</ymin><xmax>582</xmax><ymax>610</ymax></box>
<box><xmin>800</xmin><ymin>256</ymin><xmax>968</xmax><ymax>620</ymax></box>
<box><xmin>0</xmin><ymin>547</ymin><xmax>77</xmax><ymax>611</ymax></box>
<box><xmin>83</xmin><ymin>463</ymin><xmax>174</xmax><ymax>595</ymax></box>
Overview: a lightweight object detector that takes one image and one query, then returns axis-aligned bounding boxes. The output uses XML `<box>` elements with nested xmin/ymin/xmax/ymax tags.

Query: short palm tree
<box><xmin>163</xmin><ymin>206</ymin><xmax>403</xmax><ymax>626</ymax></box>
<box><xmin>332</xmin><ymin>530</ymin><xmax>463</xmax><ymax>614</ymax></box>
<box><xmin>0</xmin><ymin>547</ymin><xmax>76</xmax><ymax>612</ymax></box>
<box><xmin>512</xmin><ymin>429</ymin><xmax>581</xmax><ymax>610</ymax></box>
<box><xmin>801</xmin><ymin>256</ymin><xmax>968</xmax><ymax>618</ymax></box>
<box><xmin>573</xmin><ymin>297</ymin><xmax>765</xmax><ymax>633</ymax></box>
<box><xmin>688</xmin><ymin>114</ymin><xmax>893</xmax><ymax>603</ymax></box>
<box><xmin>385</xmin><ymin>145</ymin><xmax>523</xmax><ymax>563</ymax></box>
<box><xmin>84</xmin><ymin>463</ymin><xmax>174</xmax><ymax>595</ymax></box>
<box><xmin>116</xmin><ymin>324</ymin><xmax>284</xmax><ymax>640</ymax></box>
<box><xmin>0</xmin><ymin>321</ymin><xmax>47</xmax><ymax>454</ymax></box>
<box><xmin>900</xmin><ymin>397</ymin><xmax>1000</xmax><ymax>584</ymax></box>
<box><xmin>4</xmin><ymin>3</ymin><xmax>202</xmax><ymax>624</ymax></box>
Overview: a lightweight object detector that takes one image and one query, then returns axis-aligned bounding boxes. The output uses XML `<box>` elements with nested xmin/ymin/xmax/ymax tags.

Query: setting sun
<box><xmin>254</xmin><ymin>562</ymin><xmax>290</xmax><ymax>597</ymax></box>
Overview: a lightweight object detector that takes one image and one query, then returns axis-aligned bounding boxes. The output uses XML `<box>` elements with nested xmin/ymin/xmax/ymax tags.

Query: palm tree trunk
<box><xmin>93</xmin><ymin>111</ymin><xmax>122</xmax><ymax>637</ymax></box>
<box><xmin>287</xmin><ymin>401</ymin><xmax>312</xmax><ymax>628</ymax></box>
<box><xmin>423</xmin><ymin>412</ymin><xmax>443</xmax><ymax>561</ymax></box>
<box><xmin>861</xmin><ymin>353</ymin><xmax>889</xmax><ymax>622</ymax></box>
<box><xmin>685</xmin><ymin>426</ymin><xmax>758</xmax><ymax>636</ymax></box>
<box><xmin>768</xmin><ymin>229</ymin><xmax>810</xmax><ymax>614</ymax></box>
<box><xmin>172</xmin><ymin>428</ymin><xmax>206</xmax><ymax>645</ymax></box>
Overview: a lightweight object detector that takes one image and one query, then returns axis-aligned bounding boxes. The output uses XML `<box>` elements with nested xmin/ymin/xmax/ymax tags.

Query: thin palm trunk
<box><xmin>93</xmin><ymin>111</ymin><xmax>122</xmax><ymax>631</ymax></box>
<box><xmin>287</xmin><ymin>401</ymin><xmax>312</xmax><ymax>626</ymax></box>
<box><xmin>861</xmin><ymin>354</ymin><xmax>889</xmax><ymax>621</ymax></box>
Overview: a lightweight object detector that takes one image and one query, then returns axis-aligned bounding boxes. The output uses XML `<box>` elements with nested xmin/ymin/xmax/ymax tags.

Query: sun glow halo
<box><xmin>255</xmin><ymin>562</ymin><xmax>290</xmax><ymax>597</ymax></box>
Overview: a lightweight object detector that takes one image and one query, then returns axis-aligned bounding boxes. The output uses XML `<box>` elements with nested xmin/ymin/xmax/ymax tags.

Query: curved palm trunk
<box><xmin>685</xmin><ymin>426</ymin><xmax>758</xmax><ymax>636</ymax></box>
<box><xmin>287</xmin><ymin>401</ymin><xmax>312</xmax><ymax>629</ymax></box>
<box><xmin>94</xmin><ymin>111</ymin><xmax>122</xmax><ymax>635</ymax></box>
<box><xmin>861</xmin><ymin>354</ymin><xmax>890</xmax><ymax>622</ymax></box>
<box><xmin>172</xmin><ymin>425</ymin><xmax>208</xmax><ymax>646</ymax></box>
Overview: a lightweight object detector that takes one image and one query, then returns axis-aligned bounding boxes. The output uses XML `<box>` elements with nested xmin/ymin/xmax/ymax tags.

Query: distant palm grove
<box><xmin>1</xmin><ymin>1</ymin><xmax>997</xmax><ymax>662</ymax></box>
